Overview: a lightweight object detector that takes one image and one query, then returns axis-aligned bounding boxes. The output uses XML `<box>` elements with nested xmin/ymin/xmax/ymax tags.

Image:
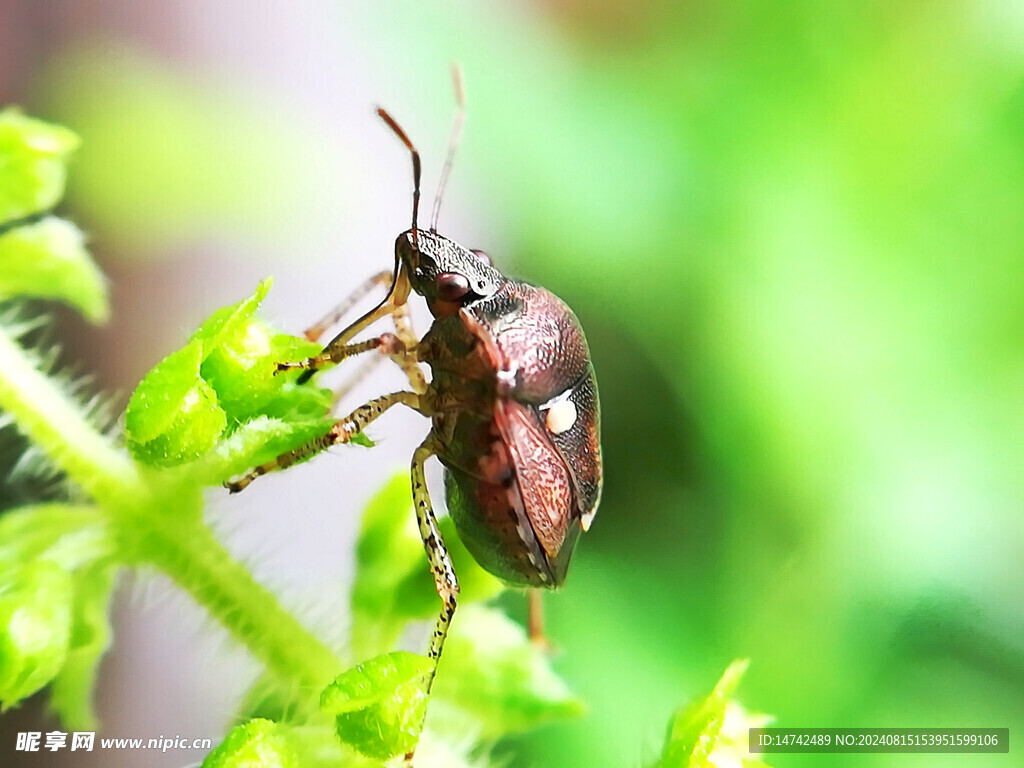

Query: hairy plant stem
<box><xmin>131</xmin><ymin>503</ymin><xmax>343</xmax><ymax>703</ymax></box>
<box><xmin>0</xmin><ymin>326</ymin><xmax>140</xmax><ymax>504</ymax></box>
<box><xmin>0</xmin><ymin>324</ymin><xmax>341</xmax><ymax>713</ymax></box>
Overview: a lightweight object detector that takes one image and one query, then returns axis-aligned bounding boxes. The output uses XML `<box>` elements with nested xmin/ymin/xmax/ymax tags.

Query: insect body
<box><xmin>227</xmin><ymin>85</ymin><xmax>602</xmax><ymax>748</ymax></box>
<box><xmin>403</xmin><ymin>229</ymin><xmax>602</xmax><ymax>588</ymax></box>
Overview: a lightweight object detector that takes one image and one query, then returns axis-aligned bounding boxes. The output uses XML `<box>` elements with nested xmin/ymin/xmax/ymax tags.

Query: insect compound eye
<box><xmin>471</xmin><ymin>249</ymin><xmax>492</xmax><ymax>266</ymax></box>
<box><xmin>435</xmin><ymin>272</ymin><xmax>471</xmax><ymax>301</ymax></box>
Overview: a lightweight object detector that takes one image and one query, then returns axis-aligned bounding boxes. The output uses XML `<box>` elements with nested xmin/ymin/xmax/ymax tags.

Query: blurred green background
<box><xmin>2</xmin><ymin>1</ymin><xmax>1022</xmax><ymax>766</ymax></box>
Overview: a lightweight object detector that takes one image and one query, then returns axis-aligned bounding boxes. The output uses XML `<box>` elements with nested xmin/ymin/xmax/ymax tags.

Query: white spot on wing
<box><xmin>545</xmin><ymin>399</ymin><xmax>577</xmax><ymax>435</ymax></box>
<box><xmin>580</xmin><ymin>508</ymin><xmax>596</xmax><ymax>532</ymax></box>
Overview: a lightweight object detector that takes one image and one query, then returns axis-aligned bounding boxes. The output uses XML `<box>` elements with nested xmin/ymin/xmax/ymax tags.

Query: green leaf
<box><xmin>430</xmin><ymin>604</ymin><xmax>584</xmax><ymax>740</ymax></box>
<box><xmin>0</xmin><ymin>504</ymin><xmax>108</xmax><ymax>570</ymax></box>
<box><xmin>652</xmin><ymin>660</ymin><xmax>767</xmax><ymax>768</ymax></box>
<box><xmin>390</xmin><ymin>515</ymin><xmax>504</xmax><ymax>618</ymax></box>
<box><xmin>350</xmin><ymin>475</ymin><xmax>431</xmax><ymax>657</ymax></box>
<box><xmin>125</xmin><ymin>341</ymin><xmax>228</xmax><ymax>466</ymax></box>
<box><xmin>190</xmin><ymin>277</ymin><xmax>271</xmax><ymax>347</ymax></box>
<box><xmin>0</xmin><ymin>108</ymin><xmax>79</xmax><ymax>224</ymax></box>
<box><xmin>0</xmin><ymin>110</ymin><xmax>105</xmax><ymax>323</ymax></box>
<box><xmin>0</xmin><ymin>216</ymin><xmax>109</xmax><ymax>322</ymax></box>
<box><xmin>190</xmin><ymin>415</ymin><xmax>336</xmax><ymax>487</ymax></box>
<box><xmin>0</xmin><ymin>507</ymin><xmax>113</xmax><ymax>721</ymax></box>
<box><xmin>350</xmin><ymin>474</ymin><xmax>503</xmax><ymax>658</ymax></box>
<box><xmin>201</xmin><ymin>719</ymin><xmax>299</xmax><ymax>768</ymax></box>
<box><xmin>0</xmin><ymin>560</ymin><xmax>73</xmax><ymax>708</ymax></box>
<box><xmin>201</xmin><ymin>329</ymin><xmax>329</xmax><ymax>428</ymax></box>
<box><xmin>348</xmin><ymin>430</ymin><xmax>374</xmax><ymax>448</ymax></box>
<box><xmin>48</xmin><ymin>562</ymin><xmax>116</xmax><ymax>729</ymax></box>
<box><xmin>320</xmin><ymin>651</ymin><xmax>432</xmax><ymax>761</ymax></box>
<box><xmin>125</xmin><ymin>281</ymin><xmax>276</xmax><ymax>465</ymax></box>
<box><xmin>125</xmin><ymin>279</ymin><xmax>353</xmax><ymax>472</ymax></box>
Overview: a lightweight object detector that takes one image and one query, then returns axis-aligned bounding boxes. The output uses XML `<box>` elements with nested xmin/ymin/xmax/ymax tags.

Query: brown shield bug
<box><xmin>227</xmin><ymin>72</ymin><xmax>602</xmax><ymax>741</ymax></box>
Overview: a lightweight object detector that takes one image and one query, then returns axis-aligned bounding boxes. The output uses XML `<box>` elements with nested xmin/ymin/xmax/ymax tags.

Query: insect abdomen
<box><xmin>441</xmin><ymin>397</ymin><xmax>584</xmax><ymax>588</ymax></box>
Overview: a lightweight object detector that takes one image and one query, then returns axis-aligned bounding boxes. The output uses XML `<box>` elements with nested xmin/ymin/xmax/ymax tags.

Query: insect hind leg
<box><xmin>410</xmin><ymin>440</ymin><xmax>459</xmax><ymax>689</ymax></box>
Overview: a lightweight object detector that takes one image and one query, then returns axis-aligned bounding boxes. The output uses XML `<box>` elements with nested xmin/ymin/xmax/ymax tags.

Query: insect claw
<box><xmin>224</xmin><ymin>470</ymin><xmax>259</xmax><ymax>493</ymax></box>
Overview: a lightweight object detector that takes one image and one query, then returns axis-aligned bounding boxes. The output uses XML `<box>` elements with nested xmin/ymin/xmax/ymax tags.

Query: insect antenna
<box><xmin>377</xmin><ymin>107</ymin><xmax>421</xmax><ymax>248</ymax></box>
<box><xmin>293</xmin><ymin>109</ymin><xmax>420</xmax><ymax>384</ymax></box>
<box><xmin>430</xmin><ymin>65</ymin><xmax>466</xmax><ymax>232</ymax></box>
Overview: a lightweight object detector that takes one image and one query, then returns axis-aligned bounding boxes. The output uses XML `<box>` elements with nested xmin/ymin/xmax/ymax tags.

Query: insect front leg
<box><xmin>301</xmin><ymin>290</ymin><xmax>426</xmax><ymax>403</ymax></box>
<box><xmin>410</xmin><ymin>439</ymin><xmax>459</xmax><ymax>691</ymax></box>
<box><xmin>276</xmin><ymin>334</ymin><xmax>396</xmax><ymax>375</ymax></box>
<box><xmin>224</xmin><ymin>391</ymin><xmax>422</xmax><ymax>492</ymax></box>
<box><xmin>387</xmin><ymin>300</ymin><xmax>428</xmax><ymax>394</ymax></box>
<box><xmin>298</xmin><ymin>263</ymin><xmax>413</xmax><ymax>380</ymax></box>
<box><xmin>312</xmin><ymin>328</ymin><xmax>426</xmax><ymax>407</ymax></box>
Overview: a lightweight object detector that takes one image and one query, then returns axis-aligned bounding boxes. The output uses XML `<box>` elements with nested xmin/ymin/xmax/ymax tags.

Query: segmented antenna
<box><xmin>377</xmin><ymin>107</ymin><xmax>422</xmax><ymax>244</ymax></box>
<box><xmin>430</xmin><ymin>65</ymin><xmax>466</xmax><ymax>232</ymax></box>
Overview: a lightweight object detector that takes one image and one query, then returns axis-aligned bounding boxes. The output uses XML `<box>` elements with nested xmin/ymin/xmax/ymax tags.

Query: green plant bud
<box><xmin>0</xmin><ymin>217</ymin><xmax>109</xmax><ymax>322</ymax></box>
<box><xmin>0</xmin><ymin>108</ymin><xmax>79</xmax><ymax>224</ymax></box>
<box><xmin>351</xmin><ymin>475</ymin><xmax>502</xmax><ymax>658</ymax></box>
<box><xmin>49</xmin><ymin>563</ymin><xmax>116</xmax><ymax>729</ymax></box>
<box><xmin>126</xmin><ymin>279</ymin><xmax>346</xmax><ymax>468</ymax></box>
<box><xmin>0</xmin><ymin>561</ymin><xmax>73</xmax><ymax>708</ymax></box>
<box><xmin>431</xmin><ymin>605</ymin><xmax>584</xmax><ymax>740</ymax></box>
<box><xmin>652</xmin><ymin>660</ymin><xmax>764</xmax><ymax>768</ymax></box>
<box><xmin>320</xmin><ymin>651</ymin><xmax>432</xmax><ymax>761</ymax></box>
<box><xmin>201</xmin><ymin>719</ymin><xmax>299</xmax><ymax>768</ymax></box>
<box><xmin>125</xmin><ymin>341</ymin><xmax>228</xmax><ymax>465</ymax></box>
